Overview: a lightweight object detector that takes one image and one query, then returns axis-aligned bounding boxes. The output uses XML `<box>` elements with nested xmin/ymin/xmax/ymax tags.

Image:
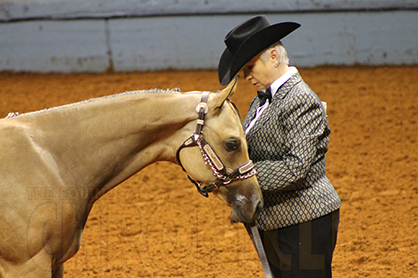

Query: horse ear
<box><xmin>211</xmin><ymin>76</ymin><xmax>239</xmax><ymax>108</ymax></box>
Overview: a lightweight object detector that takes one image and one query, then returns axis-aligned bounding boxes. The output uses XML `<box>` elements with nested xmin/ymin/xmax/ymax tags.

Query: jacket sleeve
<box><xmin>255</xmin><ymin>87</ymin><xmax>329</xmax><ymax>193</ymax></box>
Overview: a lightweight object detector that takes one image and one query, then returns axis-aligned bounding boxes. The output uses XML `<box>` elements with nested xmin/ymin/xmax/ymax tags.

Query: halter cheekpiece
<box><xmin>176</xmin><ymin>92</ymin><xmax>257</xmax><ymax>197</ymax></box>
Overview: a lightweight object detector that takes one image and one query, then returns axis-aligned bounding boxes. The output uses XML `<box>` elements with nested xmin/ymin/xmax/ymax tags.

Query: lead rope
<box><xmin>244</xmin><ymin>223</ymin><xmax>274</xmax><ymax>278</ymax></box>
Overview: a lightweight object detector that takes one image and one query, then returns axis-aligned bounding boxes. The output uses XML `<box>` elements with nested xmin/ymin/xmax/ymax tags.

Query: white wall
<box><xmin>0</xmin><ymin>0</ymin><xmax>417</xmax><ymax>73</ymax></box>
<box><xmin>1</xmin><ymin>0</ymin><xmax>417</xmax><ymax>20</ymax></box>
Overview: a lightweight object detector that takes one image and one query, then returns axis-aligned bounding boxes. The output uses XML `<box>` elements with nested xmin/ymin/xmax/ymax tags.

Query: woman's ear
<box><xmin>269</xmin><ymin>48</ymin><xmax>279</xmax><ymax>64</ymax></box>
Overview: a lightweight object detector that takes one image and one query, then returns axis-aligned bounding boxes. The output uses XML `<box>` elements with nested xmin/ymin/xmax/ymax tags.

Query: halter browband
<box><xmin>176</xmin><ymin>92</ymin><xmax>257</xmax><ymax>197</ymax></box>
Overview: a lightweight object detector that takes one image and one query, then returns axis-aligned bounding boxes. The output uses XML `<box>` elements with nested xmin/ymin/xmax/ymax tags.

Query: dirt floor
<box><xmin>1</xmin><ymin>66</ymin><xmax>417</xmax><ymax>277</ymax></box>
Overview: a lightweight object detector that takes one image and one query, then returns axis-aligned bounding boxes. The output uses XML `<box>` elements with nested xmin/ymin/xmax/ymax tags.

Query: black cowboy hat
<box><xmin>218</xmin><ymin>16</ymin><xmax>301</xmax><ymax>85</ymax></box>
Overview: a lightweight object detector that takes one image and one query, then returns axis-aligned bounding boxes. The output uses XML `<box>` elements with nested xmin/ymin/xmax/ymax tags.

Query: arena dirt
<box><xmin>1</xmin><ymin>66</ymin><xmax>417</xmax><ymax>277</ymax></box>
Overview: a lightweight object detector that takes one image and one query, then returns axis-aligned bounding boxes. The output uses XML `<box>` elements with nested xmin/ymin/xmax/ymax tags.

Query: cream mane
<box><xmin>3</xmin><ymin>88</ymin><xmax>181</xmax><ymax>119</ymax></box>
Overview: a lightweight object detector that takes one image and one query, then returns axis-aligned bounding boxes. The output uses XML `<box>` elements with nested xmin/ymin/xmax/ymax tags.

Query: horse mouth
<box><xmin>230</xmin><ymin>198</ymin><xmax>262</xmax><ymax>224</ymax></box>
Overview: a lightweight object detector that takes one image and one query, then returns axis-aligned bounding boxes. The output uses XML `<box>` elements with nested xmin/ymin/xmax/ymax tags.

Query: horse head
<box><xmin>177</xmin><ymin>77</ymin><xmax>263</xmax><ymax>223</ymax></box>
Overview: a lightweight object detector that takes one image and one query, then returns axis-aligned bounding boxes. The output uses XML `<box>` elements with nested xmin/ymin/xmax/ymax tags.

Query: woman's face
<box><xmin>243</xmin><ymin>54</ymin><xmax>274</xmax><ymax>91</ymax></box>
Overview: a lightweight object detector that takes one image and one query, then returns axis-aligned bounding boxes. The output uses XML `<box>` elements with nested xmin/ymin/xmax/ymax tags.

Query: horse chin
<box><xmin>229</xmin><ymin>207</ymin><xmax>243</xmax><ymax>224</ymax></box>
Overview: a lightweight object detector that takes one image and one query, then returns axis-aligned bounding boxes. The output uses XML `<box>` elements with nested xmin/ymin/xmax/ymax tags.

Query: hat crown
<box><xmin>218</xmin><ymin>16</ymin><xmax>300</xmax><ymax>85</ymax></box>
<box><xmin>224</xmin><ymin>16</ymin><xmax>270</xmax><ymax>55</ymax></box>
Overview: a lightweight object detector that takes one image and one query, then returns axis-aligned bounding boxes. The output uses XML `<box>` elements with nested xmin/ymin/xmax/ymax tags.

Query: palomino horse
<box><xmin>0</xmin><ymin>78</ymin><xmax>263</xmax><ymax>277</ymax></box>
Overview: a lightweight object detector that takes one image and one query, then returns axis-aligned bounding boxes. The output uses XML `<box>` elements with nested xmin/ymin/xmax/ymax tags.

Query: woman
<box><xmin>218</xmin><ymin>16</ymin><xmax>341</xmax><ymax>278</ymax></box>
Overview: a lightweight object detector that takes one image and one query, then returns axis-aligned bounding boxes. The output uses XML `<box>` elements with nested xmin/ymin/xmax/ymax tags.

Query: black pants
<box><xmin>259</xmin><ymin>209</ymin><xmax>340</xmax><ymax>278</ymax></box>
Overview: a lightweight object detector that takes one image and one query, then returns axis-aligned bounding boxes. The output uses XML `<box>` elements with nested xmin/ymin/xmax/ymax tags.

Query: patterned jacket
<box><xmin>243</xmin><ymin>72</ymin><xmax>341</xmax><ymax>231</ymax></box>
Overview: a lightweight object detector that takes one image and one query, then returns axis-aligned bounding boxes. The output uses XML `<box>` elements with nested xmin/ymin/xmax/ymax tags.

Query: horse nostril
<box><xmin>255</xmin><ymin>200</ymin><xmax>263</xmax><ymax>216</ymax></box>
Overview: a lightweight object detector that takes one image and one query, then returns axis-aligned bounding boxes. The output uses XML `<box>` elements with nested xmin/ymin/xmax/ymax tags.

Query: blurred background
<box><xmin>1</xmin><ymin>0</ymin><xmax>417</xmax><ymax>73</ymax></box>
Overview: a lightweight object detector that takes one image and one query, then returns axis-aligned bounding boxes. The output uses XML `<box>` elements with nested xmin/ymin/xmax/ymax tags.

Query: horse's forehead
<box><xmin>208</xmin><ymin>103</ymin><xmax>241</xmax><ymax>133</ymax></box>
<box><xmin>225</xmin><ymin>100</ymin><xmax>240</xmax><ymax>117</ymax></box>
<box><xmin>221</xmin><ymin>100</ymin><xmax>240</xmax><ymax>119</ymax></box>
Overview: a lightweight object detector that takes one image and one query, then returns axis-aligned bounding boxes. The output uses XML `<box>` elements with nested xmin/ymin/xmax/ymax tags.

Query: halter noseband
<box><xmin>176</xmin><ymin>92</ymin><xmax>257</xmax><ymax>197</ymax></box>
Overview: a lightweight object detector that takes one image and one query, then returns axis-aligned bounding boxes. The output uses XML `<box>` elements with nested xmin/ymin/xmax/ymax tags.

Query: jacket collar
<box><xmin>273</xmin><ymin>71</ymin><xmax>302</xmax><ymax>100</ymax></box>
<box><xmin>270</xmin><ymin>66</ymin><xmax>298</xmax><ymax>99</ymax></box>
<box><xmin>244</xmin><ymin>72</ymin><xmax>303</xmax><ymax>136</ymax></box>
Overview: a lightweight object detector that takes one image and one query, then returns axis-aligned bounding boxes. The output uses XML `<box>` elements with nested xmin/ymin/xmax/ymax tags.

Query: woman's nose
<box><xmin>244</xmin><ymin>72</ymin><xmax>251</xmax><ymax>81</ymax></box>
<box><xmin>243</xmin><ymin>68</ymin><xmax>251</xmax><ymax>79</ymax></box>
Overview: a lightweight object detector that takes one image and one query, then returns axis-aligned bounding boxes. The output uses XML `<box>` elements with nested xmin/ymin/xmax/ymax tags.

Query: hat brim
<box><xmin>218</xmin><ymin>22</ymin><xmax>301</xmax><ymax>85</ymax></box>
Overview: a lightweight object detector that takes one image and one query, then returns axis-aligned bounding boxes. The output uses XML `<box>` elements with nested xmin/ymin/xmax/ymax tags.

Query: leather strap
<box><xmin>244</xmin><ymin>223</ymin><xmax>274</xmax><ymax>278</ymax></box>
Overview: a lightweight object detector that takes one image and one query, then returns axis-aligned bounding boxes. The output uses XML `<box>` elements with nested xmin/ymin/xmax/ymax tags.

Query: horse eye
<box><xmin>224</xmin><ymin>138</ymin><xmax>240</xmax><ymax>151</ymax></box>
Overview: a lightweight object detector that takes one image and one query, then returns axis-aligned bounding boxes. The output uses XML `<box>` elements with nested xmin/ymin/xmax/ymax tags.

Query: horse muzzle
<box><xmin>212</xmin><ymin>176</ymin><xmax>263</xmax><ymax>224</ymax></box>
<box><xmin>229</xmin><ymin>192</ymin><xmax>263</xmax><ymax>224</ymax></box>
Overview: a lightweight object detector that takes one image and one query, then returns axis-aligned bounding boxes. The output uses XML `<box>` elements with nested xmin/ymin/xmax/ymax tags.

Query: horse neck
<box><xmin>25</xmin><ymin>91</ymin><xmax>200</xmax><ymax>201</ymax></box>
